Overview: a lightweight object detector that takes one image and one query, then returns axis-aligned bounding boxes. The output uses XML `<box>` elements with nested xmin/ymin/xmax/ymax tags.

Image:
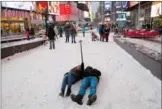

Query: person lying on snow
<box><xmin>70</xmin><ymin>66</ymin><xmax>101</xmax><ymax>105</ymax></box>
<box><xmin>59</xmin><ymin>63</ymin><xmax>84</xmax><ymax>97</ymax></box>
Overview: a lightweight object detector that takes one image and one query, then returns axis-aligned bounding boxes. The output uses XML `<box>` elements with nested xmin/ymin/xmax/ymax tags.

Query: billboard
<box><xmin>129</xmin><ymin>2</ymin><xmax>138</xmax><ymax>7</ymax></box>
<box><xmin>84</xmin><ymin>11</ymin><xmax>89</xmax><ymax>18</ymax></box>
<box><xmin>35</xmin><ymin>1</ymin><xmax>48</xmax><ymax>13</ymax></box>
<box><xmin>48</xmin><ymin>2</ymin><xmax>60</xmax><ymax>15</ymax></box>
<box><xmin>151</xmin><ymin>2</ymin><xmax>162</xmax><ymax>17</ymax></box>
<box><xmin>121</xmin><ymin>2</ymin><xmax>129</xmax><ymax>8</ymax></box>
<box><xmin>116</xmin><ymin>2</ymin><xmax>121</xmax><ymax>9</ymax></box>
<box><xmin>59</xmin><ymin>4</ymin><xmax>72</xmax><ymax>15</ymax></box>
<box><xmin>104</xmin><ymin>2</ymin><xmax>112</xmax><ymax>11</ymax></box>
<box><xmin>1</xmin><ymin>1</ymin><xmax>34</xmax><ymax>10</ymax></box>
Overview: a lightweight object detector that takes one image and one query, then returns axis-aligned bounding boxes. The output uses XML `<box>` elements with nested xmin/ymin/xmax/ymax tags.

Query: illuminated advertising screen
<box><xmin>48</xmin><ymin>2</ymin><xmax>60</xmax><ymax>15</ymax></box>
<box><xmin>59</xmin><ymin>4</ymin><xmax>71</xmax><ymax>15</ymax></box>
<box><xmin>129</xmin><ymin>2</ymin><xmax>138</xmax><ymax>7</ymax></box>
<box><xmin>1</xmin><ymin>1</ymin><xmax>34</xmax><ymax>10</ymax></box>
<box><xmin>151</xmin><ymin>2</ymin><xmax>162</xmax><ymax>17</ymax></box>
<box><xmin>35</xmin><ymin>1</ymin><xmax>48</xmax><ymax>13</ymax></box>
<box><xmin>104</xmin><ymin>2</ymin><xmax>112</xmax><ymax>11</ymax></box>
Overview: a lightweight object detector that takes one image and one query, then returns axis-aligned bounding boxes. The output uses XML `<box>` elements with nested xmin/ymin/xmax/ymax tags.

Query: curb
<box><xmin>114</xmin><ymin>37</ymin><xmax>161</xmax><ymax>80</ymax></box>
<box><xmin>1</xmin><ymin>40</ymin><xmax>44</xmax><ymax>59</ymax></box>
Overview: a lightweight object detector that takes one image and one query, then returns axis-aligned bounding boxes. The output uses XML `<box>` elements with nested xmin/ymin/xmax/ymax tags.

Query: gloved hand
<box><xmin>81</xmin><ymin>62</ymin><xmax>84</xmax><ymax>70</ymax></box>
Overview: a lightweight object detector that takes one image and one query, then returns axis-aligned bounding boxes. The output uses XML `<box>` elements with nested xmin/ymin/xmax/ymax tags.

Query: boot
<box><xmin>70</xmin><ymin>94</ymin><xmax>83</xmax><ymax>105</ymax></box>
<box><xmin>66</xmin><ymin>88</ymin><xmax>71</xmax><ymax>97</ymax></box>
<box><xmin>87</xmin><ymin>94</ymin><xmax>97</xmax><ymax>105</ymax></box>
<box><xmin>59</xmin><ymin>89</ymin><xmax>65</xmax><ymax>97</ymax></box>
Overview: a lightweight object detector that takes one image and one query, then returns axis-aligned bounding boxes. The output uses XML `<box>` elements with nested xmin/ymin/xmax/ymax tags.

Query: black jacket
<box><xmin>30</xmin><ymin>28</ymin><xmax>35</xmax><ymax>35</ymax></box>
<box><xmin>64</xmin><ymin>24</ymin><xmax>70</xmax><ymax>36</ymax></box>
<box><xmin>83</xmin><ymin>67</ymin><xmax>101</xmax><ymax>81</ymax></box>
<box><xmin>48</xmin><ymin>27</ymin><xmax>55</xmax><ymax>40</ymax></box>
<box><xmin>104</xmin><ymin>28</ymin><xmax>110</xmax><ymax>33</ymax></box>
<box><xmin>64</xmin><ymin>63</ymin><xmax>84</xmax><ymax>83</ymax></box>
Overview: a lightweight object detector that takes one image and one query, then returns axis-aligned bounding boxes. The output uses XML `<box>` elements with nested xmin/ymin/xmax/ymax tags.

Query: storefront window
<box><xmin>1</xmin><ymin>8</ymin><xmax>30</xmax><ymax>36</ymax></box>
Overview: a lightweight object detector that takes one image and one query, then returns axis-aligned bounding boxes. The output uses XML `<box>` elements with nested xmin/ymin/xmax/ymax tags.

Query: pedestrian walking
<box><xmin>82</xmin><ymin>26</ymin><xmax>86</xmax><ymax>37</ymax></box>
<box><xmin>47</xmin><ymin>25</ymin><xmax>56</xmax><ymax>49</ymax></box>
<box><xmin>25</xmin><ymin>28</ymin><xmax>30</xmax><ymax>40</ymax></box>
<box><xmin>70</xmin><ymin>67</ymin><xmax>101</xmax><ymax>105</ymax></box>
<box><xmin>64</xmin><ymin>23</ymin><xmax>70</xmax><ymax>43</ymax></box>
<box><xmin>58</xmin><ymin>26</ymin><xmax>63</xmax><ymax>37</ymax></box>
<box><xmin>104</xmin><ymin>24</ymin><xmax>110</xmax><ymax>42</ymax></box>
<box><xmin>70</xmin><ymin>25</ymin><xmax>77</xmax><ymax>43</ymax></box>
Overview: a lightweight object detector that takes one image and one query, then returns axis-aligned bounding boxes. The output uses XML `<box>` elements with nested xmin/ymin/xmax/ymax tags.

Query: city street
<box><xmin>2</xmin><ymin>32</ymin><xmax>161</xmax><ymax>109</ymax></box>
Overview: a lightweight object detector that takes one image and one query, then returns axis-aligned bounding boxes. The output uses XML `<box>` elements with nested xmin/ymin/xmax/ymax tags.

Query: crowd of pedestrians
<box><xmin>98</xmin><ymin>23</ymin><xmax>111</xmax><ymax>42</ymax></box>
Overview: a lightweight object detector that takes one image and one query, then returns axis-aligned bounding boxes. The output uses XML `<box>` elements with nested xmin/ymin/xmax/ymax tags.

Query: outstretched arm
<box><xmin>81</xmin><ymin>62</ymin><xmax>84</xmax><ymax>71</ymax></box>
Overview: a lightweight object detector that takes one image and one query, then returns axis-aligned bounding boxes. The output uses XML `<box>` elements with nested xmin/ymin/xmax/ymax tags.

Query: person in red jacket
<box><xmin>25</xmin><ymin>28</ymin><xmax>30</xmax><ymax>40</ymax></box>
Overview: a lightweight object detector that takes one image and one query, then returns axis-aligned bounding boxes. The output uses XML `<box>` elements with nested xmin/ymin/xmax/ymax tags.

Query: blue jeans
<box><xmin>61</xmin><ymin>72</ymin><xmax>76</xmax><ymax>90</ymax></box>
<box><xmin>71</xmin><ymin>35</ymin><xmax>76</xmax><ymax>42</ymax></box>
<box><xmin>78</xmin><ymin>76</ymin><xmax>98</xmax><ymax>96</ymax></box>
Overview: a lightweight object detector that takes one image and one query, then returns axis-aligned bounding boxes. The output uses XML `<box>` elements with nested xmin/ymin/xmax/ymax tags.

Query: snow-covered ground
<box><xmin>2</xmin><ymin>32</ymin><xmax>161</xmax><ymax>109</ymax></box>
<box><xmin>120</xmin><ymin>37</ymin><xmax>161</xmax><ymax>53</ymax></box>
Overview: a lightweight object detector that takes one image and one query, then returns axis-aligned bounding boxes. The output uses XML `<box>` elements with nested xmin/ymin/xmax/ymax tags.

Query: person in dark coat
<box><xmin>30</xmin><ymin>27</ymin><xmax>35</xmax><ymax>39</ymax></box>
<box><xmin>104</xmin><ymin>24</ymin><xmax>110</xmax><ymax>42</ymax></box>
<box><xmin>70</xmin><ymin>25</ymin><xmax>77</xmax><ymax>43</ymax></box>
<box><xmin>47</xmin><ymin>26</ymin><xmax>56</xmax><ymax>49</ymax></box>
<box><xmin>64</xmin><ymin>23</ymin><xmax>70</xmax><ymax>43</ymax></box>
<box><xmin>59</xmin><ymin>62</ymin><xmax>84</xmax><ymax>97</ymax></box>
<box><xmin>70</xmin><ymin>66</ymin><xmax>101</xmax><ymax>105</ymax></box>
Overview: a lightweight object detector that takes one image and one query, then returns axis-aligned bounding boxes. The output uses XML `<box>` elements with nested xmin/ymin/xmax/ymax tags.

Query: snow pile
<box><xmin>2</xmin><ymin>32</ymin><xmax>161</xmax><ymax>109</ymax></box>
<box><xmin>117</xmin><ymin>38</ymin><xmax>161</xmax><ymax>61</ymax></box>
<box><xmin>124</xmin><ymin>38</ymin><xmax>161</xmax><ymax>53</ymax></box>
<box><xmin>1</xmin><ymin>38</ymin><xmax>44</xmax><ymax>48</ymax></box>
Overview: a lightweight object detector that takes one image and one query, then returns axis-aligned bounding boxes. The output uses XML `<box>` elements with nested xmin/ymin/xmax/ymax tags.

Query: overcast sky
<box><xmin>91</xmin><ymin>2</ymin><xmax>99</xmax><ymax>14</ymax></box>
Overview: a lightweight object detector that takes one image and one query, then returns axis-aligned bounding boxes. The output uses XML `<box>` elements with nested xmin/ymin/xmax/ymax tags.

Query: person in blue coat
<box><xmin>70</xmin><ymin>66</ymin><xmax>101</xmax><ymax>105</ymax></box>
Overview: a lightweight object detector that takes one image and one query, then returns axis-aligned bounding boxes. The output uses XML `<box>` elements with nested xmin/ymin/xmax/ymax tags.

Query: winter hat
<box><xmin>85</xmin><ymin>66</ymin><xmax>93</xmax><ymax>73</ymax></box>
<box><xmin>93</xmin><ymin>69</ymin><xmax>101</xmax><ymax>76</ymax></box>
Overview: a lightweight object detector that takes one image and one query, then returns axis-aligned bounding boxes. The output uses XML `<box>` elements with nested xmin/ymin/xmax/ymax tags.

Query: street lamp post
<box><xmin>138</xmin><ymin>1</ymin><xmax>140</xmax><ymax>28</ymax></box>
<box><xmin>45</xmin><ymin>2</ymin><xmax>49</xmax><ymax>36</ymax></box>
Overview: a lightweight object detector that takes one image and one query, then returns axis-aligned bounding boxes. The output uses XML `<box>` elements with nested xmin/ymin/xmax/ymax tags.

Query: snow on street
<box><xmin>2</xmin><ymin>32</ymin><xmax>161</xmax><ymax>109</ymax></box>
